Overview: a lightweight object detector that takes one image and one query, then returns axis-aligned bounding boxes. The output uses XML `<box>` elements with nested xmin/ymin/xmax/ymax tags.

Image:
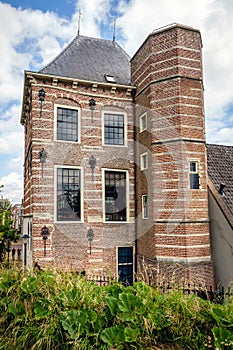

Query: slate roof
<box><xmin>207</xmin><ymin>144</ymin><xmax>233</xmax><ymax>216</ymax></box>
<box><xmin>39</xmin><ymin>35</ymin><xmax>131</xmax><ymax>86</ymax></box>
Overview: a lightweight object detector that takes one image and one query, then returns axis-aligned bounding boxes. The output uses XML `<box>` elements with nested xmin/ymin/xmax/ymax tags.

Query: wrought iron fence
<box><xmin>86</xmin><ymin>274</ymin><xmax>231</xmax><ymax>303</ymax></box>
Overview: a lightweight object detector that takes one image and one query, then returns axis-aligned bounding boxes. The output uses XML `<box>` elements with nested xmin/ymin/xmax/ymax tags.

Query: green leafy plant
<box><xmin>0</xmin><ymin>266</ymin><xmax>233</xmax><ymax>349</ymax></box>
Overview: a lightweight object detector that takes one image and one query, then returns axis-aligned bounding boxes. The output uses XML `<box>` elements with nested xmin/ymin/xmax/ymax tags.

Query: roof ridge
<box><xmin>207</xmin><ymin>143</ymin><xmax>233</xmax><ymax>148</ymax></box>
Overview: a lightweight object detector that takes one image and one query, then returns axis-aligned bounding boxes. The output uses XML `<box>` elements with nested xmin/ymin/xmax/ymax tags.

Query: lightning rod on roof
<box><xmin>77</xmin><ymin>10</ymin><xmax>83</xmax><ymax>35</ymax></box>
<box><xmin>113</xmin><ymin>18</ymin><xmax>117</xmax><ymax>41</ymax></box>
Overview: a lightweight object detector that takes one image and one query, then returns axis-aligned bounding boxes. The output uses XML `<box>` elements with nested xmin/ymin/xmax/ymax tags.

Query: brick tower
<box><xmin>132</xmin><ymin>23</ymin><xmax>214</xmax><ymax>284</ymax></box>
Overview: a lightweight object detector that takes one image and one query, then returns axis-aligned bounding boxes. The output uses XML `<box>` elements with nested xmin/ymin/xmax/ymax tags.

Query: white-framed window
<box><xmin>55</xmin><ymin>165</ymin><xmax>83</xmax><ymax>222</ymax></box>
<box><xmin>142</xmin><ymin>194</ymin><xmax>148</xmax><ymax>219</ymax></box>
<box><xmin>103</xmin><ymin>169</ymin><xmax>128</xmax><ymax>222</ymax></box>
<box><xmin>140</xmin><ymin>112</ymin><xmax>147</xmax><ymax>132</ymax></box>
<box><xmin>189</xmin><ymin>161</ymin><xmax>200</xmax><ymax>189</ymax></box>
<box><xmin>54</xmin><ymin>104</ymin><xmax>80</xmax><ymax>142</ymax></box>
<box><xmin>117</xmin><ymin>246</ymin><xmax>134</xmax><ymax>285</ymax></box>
<box><xmin>103</xmin><ymin>111</ymin><xmax>126</xmax><ymax>146</ymax></box>
<box><xmin>140</xmin><ymin>152</ymin><xmax>148</xmax><ymax>170</ymax></box>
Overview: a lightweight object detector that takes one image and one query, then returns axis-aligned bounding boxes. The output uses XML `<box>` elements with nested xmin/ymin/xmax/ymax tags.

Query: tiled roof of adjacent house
<box><xmin>39</xmin><ymin>35</ymin><xmax>131</xmax><ymax>86</ymax></box>
<box><xmin>207</xmin><ymin>144</ymin><xmax>233</xmax><ymax>216</ymax></box>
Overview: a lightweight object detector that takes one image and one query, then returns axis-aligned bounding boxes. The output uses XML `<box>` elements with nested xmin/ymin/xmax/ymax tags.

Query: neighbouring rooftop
<box><xmin>207</xmin><ymin>144</ymin><xmax>233</xmax><ymax>216</ymax></box>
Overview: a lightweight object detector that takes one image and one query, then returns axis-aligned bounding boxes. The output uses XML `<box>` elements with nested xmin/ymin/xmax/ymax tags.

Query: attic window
<box><xmin>105</xmin><ymin>75</ymin><xmax>116</xmax><ymax>83</ymax></box>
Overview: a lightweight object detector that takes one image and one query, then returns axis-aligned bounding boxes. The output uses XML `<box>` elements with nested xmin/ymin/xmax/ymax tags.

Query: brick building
<box><xmin>21</xmin><ymin>23</ymin><xmax>216</xmax><ymax>285</ymax></box>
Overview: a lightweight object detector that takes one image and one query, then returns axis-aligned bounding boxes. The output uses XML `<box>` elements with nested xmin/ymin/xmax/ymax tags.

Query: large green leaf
<box><xmin>61</xmin><ymin>285</ymin><xmax>81</xmax><ymax>308</ymax></box>
<box><xmin>212</xmin><ymin>327</ymin><xmax>233</xmax><ymax>348</ymax></box>
<box><xmin>60</xmin><ymin>309</ymin><xmax>98</xmax><ymax>340</ymax></box>
<box><xmin>211</xmin><ymin>305</ymin><xmax>233</xmax><ymax>327</ymax></box>
<box><xmin>34</xmin><ymin>298</ymin><xmax>51</xmax><ymax>320</ymax></box>
<box><xmin>124</xmin><ymin>326</ymin><xmax>140</xmax><ymax>342</ymax></box>
<box><xmin>8</xmin><ymin>301</ymin><xmax>24</xmax><ymax>318</ymax></box>
<box><xmin>101</xmin><ymin>325</ymin><xmax>125</xmax><ymax>346</ymax></box>
<box><xmin>21</xmin><ymin>276</ymin><xmax>39</xmax><ymax>296</ymax></box>
<box><xmin>105</xmin><ymin>295</ymin><xmax>118</xmax><ymax>316</ymax></box>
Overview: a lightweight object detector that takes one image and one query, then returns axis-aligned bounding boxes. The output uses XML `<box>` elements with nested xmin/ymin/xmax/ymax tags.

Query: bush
<box><xmin>0</xmin><ymin>266</ymin><xmax>232</xmax><ymax>349</ymax></box>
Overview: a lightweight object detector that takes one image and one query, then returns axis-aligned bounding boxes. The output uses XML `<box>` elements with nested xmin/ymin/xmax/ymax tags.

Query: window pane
<box><xmin>141</xmin><ymin>153</ymin><xmax>148</xmax><ymax>170</ymax></box>
<box><xmin>142</xmin><ymin>195</ymin><xmax>148</xmax><ymax>218</ymax></box>
<box><xmin>104</xmin><ymin>113</ymin><xmax>124</xmax><ymax>145</ymax></box>
<box><xmin>118</xmin><ymin>247</ymin><xmax>133</xmax><ymax>285</ymax></box>
<box><xmin>105</xmin><ymin>171</ymin><xmax>126</xmax><ymax>221</ymax></box>
<box><xmin>190</xmin><ymin>173</ymin><xmax>199</xmax><ymax>189</ymax></box>
<box><xmin>57</xmin><ymin>107</ymin><xmax>78</xmax><ymax>142</ymax></box>
<box><xmin>57</xmin><ymin>168</ymin><xmax>81</xmax><ymax>221</ymax></box>
<box><xmin>140</xmin><ymin>113</ymin><xmax>147</xmax><ymax>131</ymax></box>
<box><xmin>190</xmin><ymin>162</ymin><xmax>197</xmax><ymax>172</ymax></box>
<box><xmin>118</xmin><ymin>247</ymin><xmax>133</xmax><ymax>263</ymax></box>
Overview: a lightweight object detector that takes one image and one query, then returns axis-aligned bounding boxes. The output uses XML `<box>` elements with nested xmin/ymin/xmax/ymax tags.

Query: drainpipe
<box><xmin>132</xmin><ymin>89</ymin><xmax>138</xmax><ymax>277</ymax></box>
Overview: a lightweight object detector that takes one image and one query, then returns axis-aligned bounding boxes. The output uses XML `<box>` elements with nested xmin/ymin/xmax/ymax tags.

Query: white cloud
<box><xmin>77</xmin><ymin>0</ymin><xmax>112</xmax><ymax>37</ymax></box>
<box><xmin>0</xmin><ymin>172</ymin><xmax>23</xmax><ymax>204</ymax></box>
<box><xmin>115</xmin><ymin>0</ymin><xmax>233</xmax><ymax>145</ymax></box>
<box><xmin>0</xmin><ymin>104</ymin><xmax>24</xmax><ymax>154</ymax></box>
<box><xmin>7</xmin><ymin>157</ymin><xmax>23</xmax><ymax>171</ymax></box>
<box><xmin>208</xmin><ymin>127</ymin><xmax>233</xmax><ymax>145</ymax></box>
<box><xmin>117</xmin><ymin>0</ymin><xmax>212</xmax><ymax>55</ymax></box>
<box><xmin>0</xmin><ymin>3</ymin><xmax>77</xmax><ymax>105</ymax></box>
<box><xmin>0</xmin><ymin>0</ymin><xmax>233</xmax><ymax>204</ymax></box>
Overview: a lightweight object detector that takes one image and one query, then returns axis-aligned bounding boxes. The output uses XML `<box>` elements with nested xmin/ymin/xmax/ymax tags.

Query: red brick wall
<box><xmin>22</xmin><ymin>79</ymin><xmax>136</xmax><ymax>274</ymax></box>
<box><xmin>132</xmin><ymin>24</ymin><xmax>214</xmax><ymax>285</ymax></box>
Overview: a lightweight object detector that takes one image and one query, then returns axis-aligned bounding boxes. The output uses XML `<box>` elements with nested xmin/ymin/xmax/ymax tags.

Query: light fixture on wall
<box><xmin>38</xmin><ymin>88</ymin><xmax>45</xmax><ymax>101</ymax></box>
<box><xmin>22</xmin><ymin>234</ymin><xmax>30</xmax><ymax>267</ymax></box>
<box><xmin>89</xmin><ymin>155</ymin><xmax>96</xmax><ymax>181</ymax></box>
<box><xmin>38</xmin><ymin>88</ymin><xmax>46</xmax><ymax>117</ymax></box>
<box><xmin>89</xmin><ymin>98</ymin><xmax>96</xmax><ymax>122</ymax></box>
<box><xmin>87</xmin><ymin>228</ymin><xmax>94</xmax><ymax>255</ymax></box>
<box><xmin>41</xmin><ymin>226</ymin><xmax>49</xmax><ymax>257</ymax></box>
<box><xmin>39</xmin><ymin>148</ymin><xmax>47</xmax><ymax>178</ymax></box>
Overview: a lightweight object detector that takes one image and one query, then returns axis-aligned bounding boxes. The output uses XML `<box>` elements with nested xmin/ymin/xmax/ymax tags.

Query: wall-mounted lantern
<box><xmin>41</xmin><ymin>226</ymin><xmax>49</xmax><ymax>257</ymax></box>
<box><xmin>87</xmin><ymin>228</ymin><xmax>94</xmax><ymax>255</ymax></box>
<box><xmin>22</xmin><ymin>234</ymin><xmax>30</xmax><ymax>267</ymax></box>
<box><xmin>38</xmin><ymin>88</ymin><xmax>46</xmax><ymax>101</ymax></box>
<box><xmin>38</xmin><ymin>88</ymin><xmax>46</xmax><ymax>117</ymax></box>
<box><xmin>89</xmin><ymin>155</ymin><xmax>96</xmax><ymax>181</ymax></box>
<box><xmin>89</xmin><ymin>98</ymin><xmax>96</xmax><ymax>122</ymax></box>
<box><xmin>39</xmin><ymin>148</ymin><xmax>47</xmax><ymax>178</ymax></box>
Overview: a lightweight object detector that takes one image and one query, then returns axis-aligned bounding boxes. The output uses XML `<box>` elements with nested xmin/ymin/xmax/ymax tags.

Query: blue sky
<box><xmin>2</xmin><ymin>0</ymin><xmax>77</xmax><ymax>17</ymax></box>
<box><xmin>0</xmin><ymin>0</ymin><xmax>233</xmax><ymax>203</ymax></box>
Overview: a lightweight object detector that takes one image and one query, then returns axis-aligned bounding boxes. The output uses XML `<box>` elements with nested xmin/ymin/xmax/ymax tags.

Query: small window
<box><xmin>142</xmin><ymin>195</ymin><xmax>148</xmax><ymax>219</ymax></box>
<box><xmin>190</xmin><ymin>161</ymin><xmax>199</xmax><ymax>189</ymax></box>
<box><xmin>140</xmin><ymin>152</ymin><xmax>148</xmax><ymax>170</ymax></box>
<box><xmin>105</xmin><ymin>75</ymin><xmax>116</xmax><ymax>83</ymax></box>
<box><xmin>56</xmin><ymin>105</ymin><xmax>79</xmax><ymax>142</ymax></box>
<box><xmin>104</xmin><ymin>112</ymin><xmax>125</xmax><ymax>145</ymax></box>
<box><xmin>104</xmin><ymin>170</ymin><xmax>127</xmax><ymax>222</ymax></box>
<box><xmin>140</xmin><ymin>113</ymin><xmax>147</xmax><ymax>132</ymax></box>
<box><xmin>56</xmin><ymin>167</ymin><xmax>81</xmax><ymax>221</ymax></box>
